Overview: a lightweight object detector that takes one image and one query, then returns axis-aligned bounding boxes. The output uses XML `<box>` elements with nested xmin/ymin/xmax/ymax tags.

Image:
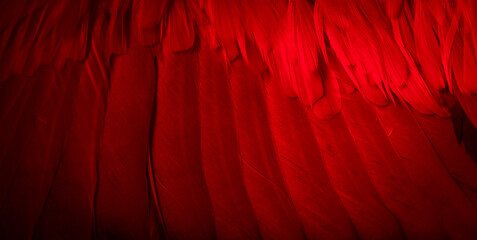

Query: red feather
<box><xmin>0</xmin><ymin>63</ymin><xmax>79</xmax><ymax>238</ymax></box>
<box><xmin>339</xmin><ymin>80</ymin><xmax>446</xmax><ymax>239</ymax></box>
<box><xmin>265</xmin><ymin>74</ymin><xmax>358</xmax><ymax>239</ymax></box>
<box><xmin>151</xmin><ymin>49</ymin><xmax>216</xmax><ymax>239</ymax></box>
<box><xmin>306</xmin><ymin>104</ymin><xmax>405</xmax><ymax>239</ymax></box>
<box><xmin>229</xmin><ymin>58</ymin><xmax>305</xmax><ymax>239</ymax></box>
<box><xmin>32</xmin><ymin>24</ymin><xmax>109</xmax><ymax>239</ymax></box>
<box><xmin>95</xmin><ymin>31</ymin><xmax>155</xmax><ymax>239</ymax></box>
<box><xmin>198</xmin><ymin>47</ymin><xmax>261</xmax><ymax>239</ymax></box>
<box><xmin>374</xmin><ymin>99</ymin><xmax>477</xmax><ymax>239</ymax></box>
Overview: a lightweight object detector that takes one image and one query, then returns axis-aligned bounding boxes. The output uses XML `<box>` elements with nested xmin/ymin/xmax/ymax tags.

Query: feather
<box><xmin>133</xmin><ymin>0</ymin><xmax>171</xmax><ymax>46</ymax></box>
<box><xmin>31</xmin><ymin>22</ymin><xmax>109</xmax><ymax>240</ymax></box>
<box><xmin>203</xmin><ymin>0</ymin><xmax>245</xmax><ymax>56</ymax></box>
<box><xmin>392</xmin><ymin>3</ymin><xmax>418</xmax><ymax>67</ymax></box>
<box><xmin>339</xmin><ymin>79</ymin><xmax>446</xmax><ymax>239</ymax></box>
<box><xmin>461</xmin><ymin>30</ymin><xmax>477</xmax><ymax>93</ymax></box>
<box><xmin>414</xmin><ymin>0</ymin><xmax>446</xmax><ymax>91</ymax></box>
<box><xmin>393</xmin><ymin>69</ymin><xmax>450</xmax><ymax>117</ymax></box>
<box><xmin>241</xmin><ymin>0</ymin><xmax>286</xmax><ymax>58</ymax></box>
<box><xmin>310</xmin><ymin>64</ymin><xmax>341</xmax><ymax>119</ymax></box>
<box><xmin>106</xmin><ymin>0</ymin><xmax>132</xmax><ymax>55</ymax></box>
<box><xmin>0</xmin><ymin>10</ymin><xmax>38</xmax><ymax>81</ymax></box>
<box><xmin>447</xmin><ymin>96</ymin><xmax>477</xmax><ymax>160</ymax></box>
<box><xmin>455</xmin><ymin>91</ymin><xmax>477</xmax><ymax>133</ymax></box>
<box><xmin>411</xmin><ymin>109</ymin><xmax>477</xmax><ymax>205</ymax></box>
<box><xmin>0</xmin><ymin>0</ymin><xmax>93</xmax><ymax>81</ymax></box>
<box><xmin>198</xmin><ymin>47</ymin><xmax>261</xmax><ymax>239</ymax></box>
<box><xmin>385</xmin><ymin>0</ymin><xmax>404</xmax><ymax>19</ymax></box>
<box><xmin>94</xmin><ymin>32</ymin><xmax>155</xmax><ymax>239</ymax></box>
<box><xmin>0</xmin><ymin>63</ymin><xmax>79</xmax><ymax>239</ymax></box>
<box><xmin>162</xmin><ymin>0</ymin><xmax>195</xmax><ymax>52</ymax></box>
<box><xmin>306</xmin><ymin>102</ymin><xmax>405</xmax><ymax>239</ymax></box>
<box><xmin>373</xmin><ymin>98</ymin><xmax>477</xmax><ymax>239</ymax></box>
<box><xmin>463</xmin><ymin>0</ymin><xmax>477</xmax><ymax>63</ymax></box>
<box><xmin>390</xmin><ymin>3</ymin><xmax>449</xmax><ymax>116</ymax></box>
<box><xmin>274</xmin><ymin>0</ymin><xmax>323</xmax><ymax>107</ymax></box>
<box><xmin>323</xmin><ymin>11</ymin><xmax>390</xmax><ymax>107</ymax></box>
<box><xmin>229</xmin><ymin>58</ymin><xmax>305</xmax><ymax>239</ymax></box>
<box><xmin>0</xmin><ymin>71</ymin><xmax>53</xmax><ymax>193</ymax></box>
<box><xmin>151</xmin><ymin>49</ymin><xmax>216</xmax><ymax>239</ymax></box>
<box><xmin>264</xmin><ymin>74</ymin><xmax>358</xmax><ymax>239</ymax></box>
<box><xmin>448</xmin><ymin>25</ymin><xmax>477</xmax><ymax>128</ymax></box>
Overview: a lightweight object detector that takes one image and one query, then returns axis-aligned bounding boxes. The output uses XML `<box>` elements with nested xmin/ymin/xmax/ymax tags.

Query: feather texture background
<box><xmin>1</xmin><ymin>0</ymin><xmax>477</xmax><ymax>239</ymax></box>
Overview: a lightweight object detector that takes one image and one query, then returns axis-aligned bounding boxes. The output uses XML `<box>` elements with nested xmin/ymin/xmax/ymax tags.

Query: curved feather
<box><xmin>0</xmin><ymin>63</ymin><xmax>79</xmax><ymax>238</ymax></box>
<box><xmin>306</xmin><ymin>101</ymin><xmax>405</xmax><ymax>239</ymax></box>
<box><xmin>373</xmin><ymin>99</ymin><xmax>477</xmax><ymax>239</ymax></box>
<box><xmin>32</xmin><ymin>23</ymin><xmax>109</xmax><ymax>240</ymax></box>
<box><xmin>414</xmin><ymin>0</ymin><xmax>447</xmax><ymax>91</ymax></box>
<box><xmin>198</xmin><ymin>47</ymin><xmax>261</xmax><ymax>240</ymax></box>
<box><xmin>339</xmin><ymin>79</ymin><xmax>446</xmax><ymax>239</ymax></box>
<box><xmin>229</xmin><ymin>58</ymin><xmax>306</xmax><ymax>240</ymax></box>
<box><xmin>265</xmin><ymin>75</ymin><xmax>358</xmax><ymax>239</ymax></box>
<box><xmin>94</xmin><ymin>31</ymin><xmax>155</xmax><ymax>239</ymax></box>
<box><xmin>411</xmin><ymin>109</ymin><xmax>477</xmax><ymax>205</ymax></box>
<box><xmin>151</xmin><ymin>49</ymin><xmax>216</xmax><ymax>239</ymax></box>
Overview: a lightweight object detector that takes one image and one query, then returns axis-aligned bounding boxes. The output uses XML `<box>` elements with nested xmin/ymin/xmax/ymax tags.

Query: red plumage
<box><xmin>1</xmin><ymin>0</ymin><xmax>477</xmax><ymax>239</ymax></box>
<box><xmin>198</xmin><ymin>47</ymin><xmax>260</xmax><ymax>239</ymax></box>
